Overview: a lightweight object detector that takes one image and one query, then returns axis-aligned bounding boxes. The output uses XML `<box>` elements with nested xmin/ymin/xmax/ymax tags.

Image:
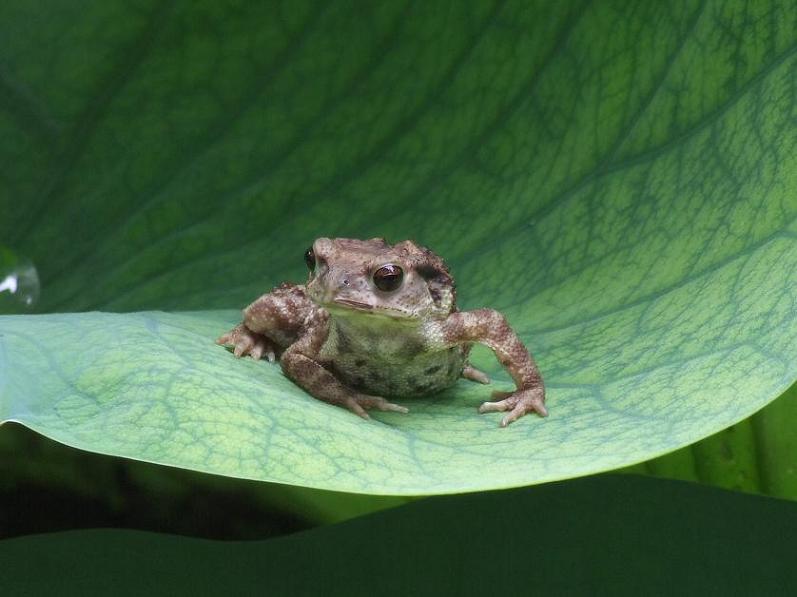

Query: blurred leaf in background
<box><xmin>5</xmin><ymin>476</ymin><xmax>797</xmax><ymax>595</ymax></box>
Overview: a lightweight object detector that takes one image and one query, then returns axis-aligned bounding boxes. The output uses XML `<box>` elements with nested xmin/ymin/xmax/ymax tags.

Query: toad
<box><xmin>217</xmin><ymin>238</ymin><xmax>545</xmax><ymax>426</ymax></box>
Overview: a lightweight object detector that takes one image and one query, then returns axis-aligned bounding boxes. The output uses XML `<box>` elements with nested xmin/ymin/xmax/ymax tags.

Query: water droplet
<box><xmin>0</xmin><ymin>247</ymin><xmax>40</xmax><ymax>314</ymax></box>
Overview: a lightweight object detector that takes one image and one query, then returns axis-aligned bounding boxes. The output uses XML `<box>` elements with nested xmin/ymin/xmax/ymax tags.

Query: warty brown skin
<box><xmin>216</xmin><ymin>237</ymin><xmax>546</xmax><ymax>427</ymax></box>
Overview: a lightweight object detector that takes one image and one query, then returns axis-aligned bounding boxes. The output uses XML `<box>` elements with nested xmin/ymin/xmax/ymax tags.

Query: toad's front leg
<box><xmin>216</xmin><ymin>283</ymin><xmax>313</xmax><ymax>361</ymax></box>
<box><xmin>440</xmin><ymin>309</ymin><xmax>546</xmax><ymax>427</ymax></box>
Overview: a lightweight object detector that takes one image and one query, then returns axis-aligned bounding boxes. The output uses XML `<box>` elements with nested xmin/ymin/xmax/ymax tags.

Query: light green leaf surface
<box><xmin>1</xmin><ymin>0</ymin><xmax>797</xmax><ymax>493</ymax></box>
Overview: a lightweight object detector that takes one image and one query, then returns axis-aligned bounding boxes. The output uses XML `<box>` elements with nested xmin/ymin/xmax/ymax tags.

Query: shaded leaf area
<box><xmin>1</xmin><ymin>0</ymin><xmax>797</xmax><ymax>493</ymax></box>
<box><xmin>3</xmin><ymin>476</ymin><xmax>797</xmax><ymax>596</ymax></box>
<box><xmin>1</xmin><ymin>389</ymin><xmax>794</xmax><ymax>539</ymax></box>
<box><xmin>0</xmin><ymin>423</ymin><xmax>405</xmax><ymax>539</ymax></box>
<box><xmin>1</xmin><ymin>310</ymin><xmax>794</xmax><ymax>494</ymax></box>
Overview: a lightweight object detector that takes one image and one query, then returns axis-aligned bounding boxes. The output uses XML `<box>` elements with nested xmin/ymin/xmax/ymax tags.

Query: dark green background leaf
<box><xmin>2</xmin><ymin>476</ymin><xmax>797</xmax><ymax>596</ymax></box>
<box><xmin>1</xmin><ymin>0</ymin><xmax>796</xmax><ymax>493</ymax></box>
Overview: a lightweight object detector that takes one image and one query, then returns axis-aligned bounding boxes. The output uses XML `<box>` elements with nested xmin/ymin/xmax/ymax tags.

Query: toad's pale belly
<box><xmin>318</xmin><ymin>317</ymin><xmax>468</xmax><ymax>397</ymax></box>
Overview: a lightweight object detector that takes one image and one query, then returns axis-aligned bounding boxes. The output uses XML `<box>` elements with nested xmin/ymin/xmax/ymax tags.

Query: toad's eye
<box><xmin>304</xmin><ymin>247</ymin><xmax>315</xmax><ymax>271</ymax></box>
<box><xmin>373</xmin><ymin>264</ymin><xmax>403</xmax><ymax>291</ymax></box>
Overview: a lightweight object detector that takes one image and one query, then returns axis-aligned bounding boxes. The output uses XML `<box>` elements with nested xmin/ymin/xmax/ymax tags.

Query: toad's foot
<box><xmin>216</xmin><ymin>324</ymin><xmax>279</xmax><ymax>362</ymax></box>
<box><xmin>479</xmin><ymin>387</ymin><xmax>547</xmax><ymax>427</ymax></box>
<box><xmin>344</xmin><ymin>394</ymin><xmax>409</xmax><ymax>420</ymax></box>
<box><xmin>462</xmin><ymin>365</ymin><xmax>490</xmax><ymax>384</ymax></box>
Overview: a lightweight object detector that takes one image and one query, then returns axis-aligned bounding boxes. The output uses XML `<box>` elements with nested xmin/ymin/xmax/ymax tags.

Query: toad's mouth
<box><xmin>328</xmin><ymin>298</ymin><xmax>413</xmax><ymax>320</ymax></box>
<box><xmin>332</xmin><ymin>298</ymin><xmax>374</xmax><ymax>311</ymax></box>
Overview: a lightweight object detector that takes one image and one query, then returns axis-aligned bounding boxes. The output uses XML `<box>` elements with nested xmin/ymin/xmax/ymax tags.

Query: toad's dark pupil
<box><xmin>304</xmin><ymin>247</ymin><xmax>315</xmax><ymax>271</ymax></box>
<box><xmin>373</xmin><ymin>264</ymin><xmax>403</xmax><ymax>291</ymax></box>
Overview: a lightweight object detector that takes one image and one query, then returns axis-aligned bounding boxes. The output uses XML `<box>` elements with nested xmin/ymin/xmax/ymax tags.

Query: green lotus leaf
<box><xmin>1</xmin><ymin>0</ymin><xmax>796</xmax><ymax>493</ymax></box>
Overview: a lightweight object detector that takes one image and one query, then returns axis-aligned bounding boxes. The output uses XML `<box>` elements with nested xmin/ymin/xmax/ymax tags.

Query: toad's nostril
<box><xmin>342</xmin><ymin>277</ymin><xmax>350</xmax><ymax>286</ymax></box>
